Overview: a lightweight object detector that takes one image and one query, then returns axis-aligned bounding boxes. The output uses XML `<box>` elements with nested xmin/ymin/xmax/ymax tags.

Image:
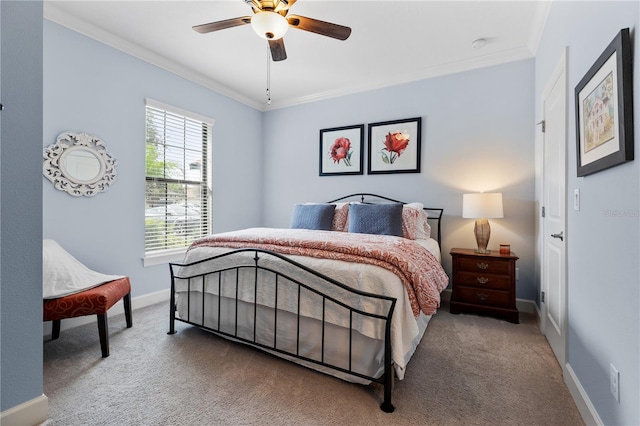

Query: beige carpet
<box><xmin>42</xmin><ymin>300</ymin><xmax>584</xmax><ymax>425</ymax></box>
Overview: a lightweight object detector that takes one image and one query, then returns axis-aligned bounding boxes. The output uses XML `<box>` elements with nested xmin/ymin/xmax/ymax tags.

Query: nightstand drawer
<box><xmin>457</xmin><ymin>257</ymin><xmax>511</xmax><ymax>275</ymax></box>
<box><xmin>456</xmin><ymin>287</ymin><xmax>510</xmax><ymax>308</ymax></box>
<box><xmin>449</xmin><ymin>248</ymin><xmax>519</xmax><ymax>323</ymax></box>
<box><xmin>456</xmin><ymin>272</ymin><xmax>511</xmax><ymax>290</ymax></box>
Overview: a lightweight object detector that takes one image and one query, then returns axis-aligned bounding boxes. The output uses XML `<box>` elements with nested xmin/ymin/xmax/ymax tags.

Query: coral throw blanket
<box><xmin>190</xmin><ymin>228</ymin><xmax>449</xmax><ymax>316</ymax></box>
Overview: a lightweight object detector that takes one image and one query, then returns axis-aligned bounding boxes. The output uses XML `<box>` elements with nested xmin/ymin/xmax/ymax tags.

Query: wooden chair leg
<box><xmin>123</xmin><ymin>293</ymin><xmax>133</xmax><ymax>328</ymax></box>
<box><xmin>52</xmin><ymin>320</ymin><xmax>61</xmax><ymax>340</ymax></box>
<box><xmin>97</xmin><ymin>314</ymin><xmax>109</xmax><ymax>358</ymax></box>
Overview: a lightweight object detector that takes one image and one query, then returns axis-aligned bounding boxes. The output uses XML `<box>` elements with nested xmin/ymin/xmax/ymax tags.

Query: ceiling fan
<box><xmin>193</xmin><ymin>0</ymin><xmax>352</xmax><ymax>62</ymax></box>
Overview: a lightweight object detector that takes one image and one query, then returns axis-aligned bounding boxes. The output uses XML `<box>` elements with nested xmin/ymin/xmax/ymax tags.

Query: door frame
<box><xmin>539</xmin><ymin>48</ymin><xmax>568</xmax><ymax>371</ymax></box>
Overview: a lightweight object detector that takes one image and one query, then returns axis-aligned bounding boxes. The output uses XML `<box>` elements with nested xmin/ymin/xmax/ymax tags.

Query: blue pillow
<box><xmin>290</xmin><ymin>204</ymin><xmax>336</xmax><ymax>230</ymax></box>
<box><xmin>348</xmin><ymin>203</ymin><xmax>403</xmax><ymax>237</ymax></box>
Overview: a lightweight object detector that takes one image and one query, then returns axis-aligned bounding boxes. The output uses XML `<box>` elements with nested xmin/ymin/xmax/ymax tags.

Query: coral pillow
<box><xmin>401</xmin><ymin>204</ymin><xmax>422</xmax><ymax>239</ymax></box>
<box><xmin>331</xmin><ymin>202</ymin><xmax>350</xmax><ymax>232</ymax></box>
<box><xmin>401</xmin><ymin>203</ymin><xmax>430</xmax><ymax>240</ymax></box>
<box><xmin>416</xmin><ymin>209</ymin><xmax>431</xmax><ymax>240</ymax></box>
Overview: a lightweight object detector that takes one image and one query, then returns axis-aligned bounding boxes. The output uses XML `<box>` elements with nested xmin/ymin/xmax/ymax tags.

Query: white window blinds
<box><xmin>144</xmin><ymin>100</ymin><xmax>213</xmax><ymax>255</ymax></box>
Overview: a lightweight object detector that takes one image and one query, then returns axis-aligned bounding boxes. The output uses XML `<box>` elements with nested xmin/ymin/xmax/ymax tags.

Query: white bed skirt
<box><xmin>176</xmin><ymin>291</ymin><xmax>431</xmax><ymax>384</ymax></box>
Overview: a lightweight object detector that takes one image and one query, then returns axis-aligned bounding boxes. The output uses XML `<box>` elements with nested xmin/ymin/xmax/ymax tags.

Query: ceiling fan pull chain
<box><xmin>266</xmin><ymin>44</ymin><xmax>272</xmax><ymax>105</ymax></box>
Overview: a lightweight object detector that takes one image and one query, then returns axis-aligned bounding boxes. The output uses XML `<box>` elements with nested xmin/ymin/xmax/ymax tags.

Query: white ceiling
<box><xmin>44</xmin><ymin>1</ymin><xmax>550</xmax><ymax>111</ymax></box>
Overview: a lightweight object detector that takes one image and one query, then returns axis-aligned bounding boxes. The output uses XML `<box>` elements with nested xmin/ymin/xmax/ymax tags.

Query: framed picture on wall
<box><xmin>368</xmin><ymin>117</ymin><xmax>421</xmax><ymax>174</ymax></box>
<box><xmin>319</xmin><ymin>124</ymin><xmax>364</xmax><ymax>176</ymax></box>
<box><xmin>575</xmin><ymin>28</ymin><xmax>634</xmax><ymax>177</ymax></box>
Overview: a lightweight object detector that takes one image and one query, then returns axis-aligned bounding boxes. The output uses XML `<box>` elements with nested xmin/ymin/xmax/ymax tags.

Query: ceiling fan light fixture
<box><xmin>251</xmin><ymin>11</ymin><xmax>289</xmax><ymax>40</ymax></box>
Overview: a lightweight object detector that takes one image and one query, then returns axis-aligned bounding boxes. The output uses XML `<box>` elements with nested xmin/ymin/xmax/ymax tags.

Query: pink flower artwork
<box><xmin>381</xmin><ymin>132</ymin><xmax>410</xmax><ymax>164</ymax></box>
<box><xmin>329</xmin><ymin>137</ymin><xmax>352</xmax><ymax>167</ymax></box>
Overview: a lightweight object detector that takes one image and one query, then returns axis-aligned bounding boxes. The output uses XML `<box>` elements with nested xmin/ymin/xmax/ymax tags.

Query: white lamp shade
<box><xmin>462</xmin><ymin>193</ymin><xmax>504</xmax><ymax>219</ymax></box>
<box><xmin>251</xmin><ymin>11</ymin><xmax>289</xmax><ymax>40</ymax></box>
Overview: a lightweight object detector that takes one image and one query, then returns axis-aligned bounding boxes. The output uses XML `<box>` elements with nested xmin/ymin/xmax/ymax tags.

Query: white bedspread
<box><xmin>43</xmin><ymin>239</ymin><xmax>124</xmax><ymax>299</ymax></box>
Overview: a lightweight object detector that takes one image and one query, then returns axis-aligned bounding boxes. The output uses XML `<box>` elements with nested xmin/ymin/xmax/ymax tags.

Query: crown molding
<box><xmin>44</xmin><ymin>2</ymin><xmax>538</xmax><ymax>113</ymax></box>
<box><xmin>267</xmin><ymin>47</ymin><xmax>534</xmax><ymax>110</ymax></box>
<box><xmin>43</xmin><ymin>3</ymin><xmax>264</xmax><ymax>111</ymax></box>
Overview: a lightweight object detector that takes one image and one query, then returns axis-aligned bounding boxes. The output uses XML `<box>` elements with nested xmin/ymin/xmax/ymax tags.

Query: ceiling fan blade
<box><xmin>192</xmin><ymin>17</ymin><xmax>251</xmax><ymax>34</ymax></box>
<box><xmin>287</xmin><ymin>15</ymin><xmax>351</xmax><ymax>40</ymax></box>
<box><xmin>269</xmin><ymin>39</ymin><xmax>287</xmax><ymax>61</ymax></box>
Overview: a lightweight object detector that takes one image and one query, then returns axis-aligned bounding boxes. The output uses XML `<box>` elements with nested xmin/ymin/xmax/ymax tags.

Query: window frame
<box><xmin>143</xmin><ymin>99</ymin><xmax>214</xmax><ymax>266</ymax></box>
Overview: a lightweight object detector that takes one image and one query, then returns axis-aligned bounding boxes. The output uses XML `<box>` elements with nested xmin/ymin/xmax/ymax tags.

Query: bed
<box><xmin>168</xmin><ymin>193</ymin><xmax>449</xmax><ymax>412</ymax></box>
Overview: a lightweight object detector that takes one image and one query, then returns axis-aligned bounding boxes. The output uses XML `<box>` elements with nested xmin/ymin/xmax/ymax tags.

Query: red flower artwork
<box><xmin>381</xmin><ymin>132</ymin><xmax>410</xmax><ymax>164</ymax></box>
<box><xmin>329</xmin><ymin>137</ymin><xmax>352</xmax><ymax>166</ymax></box>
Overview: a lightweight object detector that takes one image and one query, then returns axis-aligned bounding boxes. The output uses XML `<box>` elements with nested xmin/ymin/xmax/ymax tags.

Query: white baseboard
<box><xmin>43</xmin><ymin>288</ymin><xmax>171</xmax><ymax>336</ymax></box>
<box><xmin>441</xmin><ymin>288</ymin><xmax>452</xmax><ymax>302</ymax></box>
<box><xmin>565</xmin><ymin>363</ymin><xmax>603</xmax><ymax>425</ymax></box>
<box><xmin>0</xmin><ymin>394</ymin><xmax>48</xmax><ymax>426</ymax></box>
<box><xmin>442</xmin><ymin>290</ymin><xmax>593</xmax><ymax>425</ymax></box>
<box><xmin>516</xmin><ymin>297</ymin><xmax>539</xmax><ymax>315</ymax></box>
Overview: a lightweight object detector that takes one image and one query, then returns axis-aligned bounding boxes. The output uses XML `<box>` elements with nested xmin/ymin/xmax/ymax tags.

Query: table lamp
<box><xmin>462</xmin><ymin>193</ymin><xmax>504</xmax><ymax>253</ymax></box>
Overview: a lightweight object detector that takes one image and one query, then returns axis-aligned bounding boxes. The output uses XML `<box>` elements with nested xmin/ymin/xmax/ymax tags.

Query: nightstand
<box><xmin>449</xmin><ymin>248</ymin><xmax>519</xmax><ymax>323</ymax></box>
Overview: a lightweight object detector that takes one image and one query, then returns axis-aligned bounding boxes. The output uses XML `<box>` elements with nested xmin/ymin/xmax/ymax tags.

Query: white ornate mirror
<box><xmin>43</xmin><ymin>131</ymin><xmax>118</xmax><ymax>197</ymax></box>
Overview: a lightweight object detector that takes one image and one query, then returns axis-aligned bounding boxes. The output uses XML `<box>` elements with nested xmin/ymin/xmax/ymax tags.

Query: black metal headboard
<box><xmin>326</xmin><ymin>193</ymin><xmax>443</xmax><ymax>247</ymax></box>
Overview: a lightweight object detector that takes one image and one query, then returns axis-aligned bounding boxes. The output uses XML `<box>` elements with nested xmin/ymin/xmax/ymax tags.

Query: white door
<box><xmin>541</xmin><ymin>50</ymin><xmax>568</xmax><ymax>368</ymax></box>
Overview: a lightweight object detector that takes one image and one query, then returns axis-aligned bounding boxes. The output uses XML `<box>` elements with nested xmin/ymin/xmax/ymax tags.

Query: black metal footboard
<box><xmin>168</xmin><ymin>248</ymin><xmax>397</xmax><ymax>412</ymax></box>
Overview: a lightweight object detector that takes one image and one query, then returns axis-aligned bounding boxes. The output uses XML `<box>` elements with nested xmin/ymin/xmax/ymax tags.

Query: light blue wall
<box><xmin>262</xmin><ymin>60</ymin><xmax>537</xmax><ymax>300</ymax></box>
<box><xmin>535</xmin><ymin>2</ymin><xmax>639</xmax><ymax>424</ymax></box>
<box><xmin>43</xmin><ymin>21</ymin><xmax>264</xmax><ymax>298</ymax></box>
<box><xmin>18</xmin><ymin>4</ymin><xmax>636</xmax><ymax>422</ymax></box>
<box><xmin>0</xmin><ymin>0</ymin><xmax>44</xmax><ymax>412</ymax></box>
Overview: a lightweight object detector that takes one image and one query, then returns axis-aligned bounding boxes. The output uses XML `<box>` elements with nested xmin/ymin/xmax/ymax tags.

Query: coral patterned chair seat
<box><xmin>42</xmin><ymin>239</ymin><xmax>132</xmax><ymax>357</ymax></box>
<box><xmin>43</xmin><ymin>277</ymin><xmax>132</xmax><ymax>357</ymax></box>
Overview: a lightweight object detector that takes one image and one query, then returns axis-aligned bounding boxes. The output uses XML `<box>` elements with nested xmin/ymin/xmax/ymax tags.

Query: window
<box><xmin>144</xmin><ymin>99</ymin><xmax>213</xmax><ymax>258</ymax></box>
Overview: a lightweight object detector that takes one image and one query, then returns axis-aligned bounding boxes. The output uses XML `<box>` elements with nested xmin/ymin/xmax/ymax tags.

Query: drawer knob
<box><xmin>477</xmin><ymin>277</ymin><xmax>489</xmax><ymax>284</ymax></box>
<box><xmin>477</xmin><ymin>262</ymin><xmax>489</xmax><ymax>270</ymax></box>
<box><xmin>476</xmin><ymin>293</ymin><xmax>489</xmax><ymax>301</ymax></box>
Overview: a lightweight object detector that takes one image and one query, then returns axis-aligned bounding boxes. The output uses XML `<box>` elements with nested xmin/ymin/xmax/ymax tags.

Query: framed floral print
<box><xmin>368</xmin><ymin>117</ymin><xmax>421</xmax><ymax>174</ymax></box>
<box><xmin>575</xmin><ymin>28</ymin><xmax>634</xmax><ymax>177</ymax></box>
<box><xmin>319</xmin><ymin>124</ymin><xmax>364</xmax><ymax>176</ymax></box>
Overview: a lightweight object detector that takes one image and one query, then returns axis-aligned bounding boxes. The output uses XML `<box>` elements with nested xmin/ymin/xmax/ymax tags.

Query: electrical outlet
<box><xmin>610</xmin><ymin>364</ymin><xmax>620</xmax><ymax>403</ymax></box>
